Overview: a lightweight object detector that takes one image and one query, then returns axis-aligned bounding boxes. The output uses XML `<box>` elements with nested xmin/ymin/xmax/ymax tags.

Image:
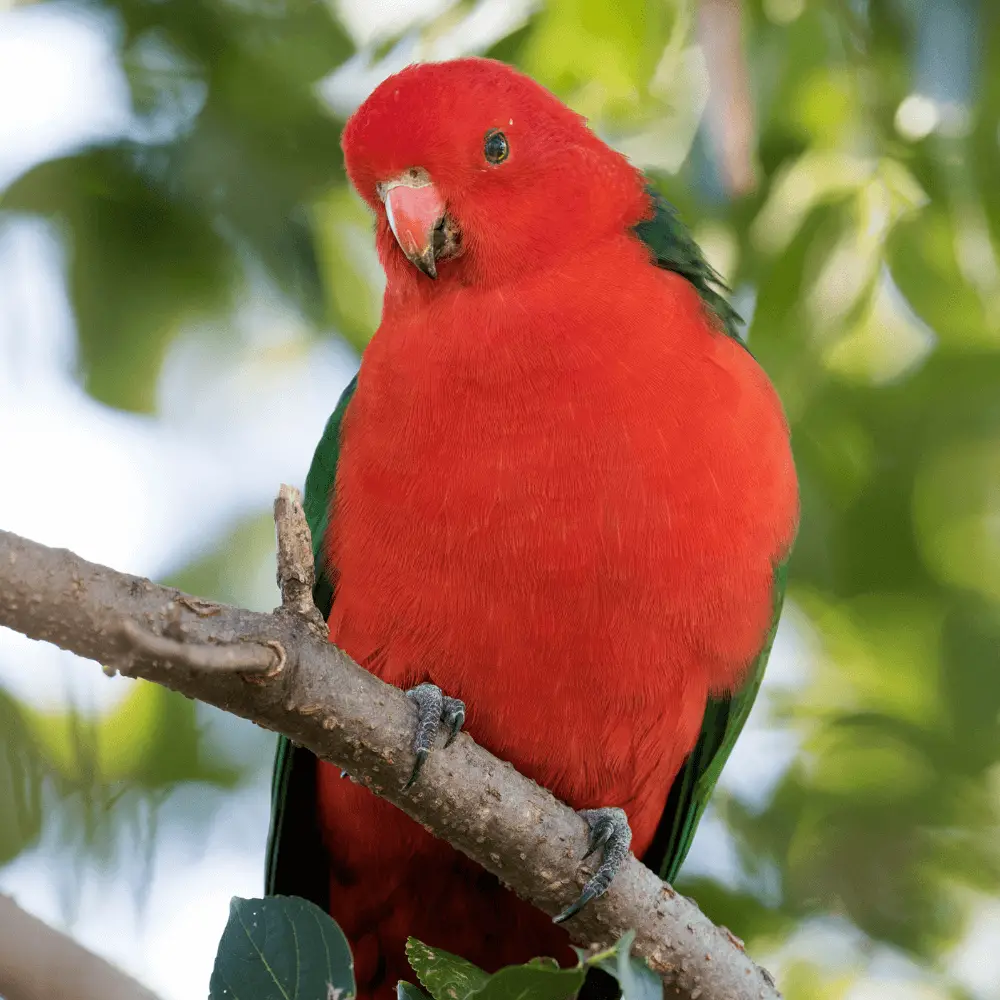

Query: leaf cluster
<box><xmin>209</xmin><ymin>896</ymin><xmax>661</xmax><ymax>1000</ymax></box>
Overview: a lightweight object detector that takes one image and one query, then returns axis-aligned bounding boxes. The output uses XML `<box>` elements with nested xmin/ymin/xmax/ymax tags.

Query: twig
<box><xmin>0</xmin><ymin>893</ymin><xmax>162</xmax><ymax>1000</ymax></box>
<box><xmin>114</xmin><ymin>619</ymin><xmax>282</xmax><ymax>674</ymax></box>
<box><xmin>0</xmin><ymin>493</ymin><xmax>782</xmax><ymax>1000</ymax></box>
<box><xmin>273</xmin><ymin>484</ymin><xmax>327</xmax><ymax>633</ymax></box>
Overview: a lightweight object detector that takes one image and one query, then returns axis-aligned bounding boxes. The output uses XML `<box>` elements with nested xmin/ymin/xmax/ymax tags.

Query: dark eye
<box><xmin>483</xmin><ymin>128</ymin><xmax>509</xmax><ymax>165</ymax></box>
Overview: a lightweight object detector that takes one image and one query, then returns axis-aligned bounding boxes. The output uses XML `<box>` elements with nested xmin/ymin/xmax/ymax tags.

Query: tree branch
<box><xmin>0</xmin><ymin>893</ymin><xmax>162</xmax><ymax>1000</ymax></box>
<box><xmin>0</xmin><ymin>490</ymin><xmax>781</xmax><ymax>1000</ymax></box>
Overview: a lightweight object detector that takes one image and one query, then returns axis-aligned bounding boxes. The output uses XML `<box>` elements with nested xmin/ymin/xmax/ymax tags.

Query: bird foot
<box><xmin>403</xmin><ymin>683</ymin><xmax>466</xmax><ymax>789</ymax></box>
<box><xmin>553</xmin><ymin>807</ymin><xmax>633</xmax><ymax>923</ymax></box>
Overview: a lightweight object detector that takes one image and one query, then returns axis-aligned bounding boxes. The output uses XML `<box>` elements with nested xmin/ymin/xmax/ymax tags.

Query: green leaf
<box><xmin>210</xmin><ymin>895</ymin><xmax>356</xmax><ymax>1000</ymax></box>
<box><xmin>570</xmin><ymin>932</ymin><xmax>663</xmax><ymax>1000</ymax></box>
<box><xmin>405</xmin><ymin>939</ymin><xmax>491</xmax><ymax>1000</ymax></box>
<box><xmin>403</xmin><ymin>932</ymin><xmax>663</xmax><ymax>1000</ymax></box>
<box><xmin>406</xmin><ymin>938</ymin><xmax>584</xmax><ymax>1000</ymax></box>
<box><xmin>472</xmin><ymin>963</ymin><xmax>585</xmax><ymax>1000</ymax></box>
<box><xmin>586</xmin><ymin>932</ymin><xmax>662</xmax><ymax>1000</ymax></box>
<box><xmin>527</xmin><ymin>958</ymin><xmax>562</xmax><ymax>971</ymax></box>
<box><xmin>398</xmin><ymin>984</ymin><xmax>432</xmax><ymax>1000</ymax></box>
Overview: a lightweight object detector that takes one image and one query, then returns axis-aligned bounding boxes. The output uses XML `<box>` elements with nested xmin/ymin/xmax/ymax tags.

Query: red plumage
<box><xmin>313</xmin><ymin>59</ymin><xmax>798</xmax><ymax>996</ymax></box>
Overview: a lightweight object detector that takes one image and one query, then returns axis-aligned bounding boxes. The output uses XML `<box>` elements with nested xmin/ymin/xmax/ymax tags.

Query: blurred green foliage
<box><xmin>2</xmin><ymin>0</ymin><xmax>1000</xmax><ymax>996</ymax></box>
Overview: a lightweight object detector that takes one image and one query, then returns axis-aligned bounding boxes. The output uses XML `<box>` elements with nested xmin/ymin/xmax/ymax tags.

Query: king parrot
<box><xmin>266</xmin><ymin>57</ymin><xmax>799</xmax><ymax>999</ymax></box>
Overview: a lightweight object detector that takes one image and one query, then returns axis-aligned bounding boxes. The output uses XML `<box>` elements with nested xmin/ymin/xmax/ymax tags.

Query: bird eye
<box><xmin>483</xmin><ymin>128</ymin><xmax>509</xmax><ymax>165</ymax></box>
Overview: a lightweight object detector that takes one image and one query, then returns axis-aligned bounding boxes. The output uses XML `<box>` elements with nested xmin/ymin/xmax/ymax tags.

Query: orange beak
<box><xmin>382</xmin><ymin>176</ymin><xmax>446</xmax><ymax>279</ymax></box>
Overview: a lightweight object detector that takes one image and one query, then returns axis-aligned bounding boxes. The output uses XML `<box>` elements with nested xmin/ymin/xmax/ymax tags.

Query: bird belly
<box><xmin>325</xmin><ymin>431</ymin><xmax>713</xmax><ymax>855</ymax></box>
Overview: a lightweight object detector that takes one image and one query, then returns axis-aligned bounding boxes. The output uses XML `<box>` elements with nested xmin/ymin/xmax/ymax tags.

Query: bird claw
<box><xmin>403</xmin><ymin>683</ymin><xmax>466</xmax><ymax>789</ymax></box>
<box><xmin>553</xmin><ymin>807</ymin><xmax>632</xmax><ymax>924</ymax></box>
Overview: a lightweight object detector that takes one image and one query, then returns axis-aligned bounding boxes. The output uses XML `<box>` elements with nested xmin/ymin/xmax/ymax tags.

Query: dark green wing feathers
<box><xmin>643</xmin><ymin>562</ymin><xmax>788</xmax><ymax>883</ymax></box>
<box><xmin>265</xmin><ymin>190</ymin><xmax>782</xmax><ymax>901</ymax></box>
<box><xmin>633</xmin><ymin>188</ymin><xmax>745</xmax><ymax>346</ymax></box>
<box><xmin>303</xmin><ymin>374</ymin><xmax>358</xmax><ymax>622</ymax></box>
<box><xmin>265</xmin><ymin>375</ymin><xmax>357</xmax><ymax>902</ymax></box>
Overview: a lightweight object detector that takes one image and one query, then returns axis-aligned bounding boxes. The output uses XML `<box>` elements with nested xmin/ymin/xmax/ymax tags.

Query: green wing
<box><xmin>644</xmin><ymin>562</ymin><xmax>788</xmax><ymax>883</ymax></box>
<box><xmin>632</xmin><ymin>188</ymin><xmax>744</xmax><ymax>345</ymax></box>
<box><xmin>302</xmin><ymin>375</ymin><xmax>358</xmax><ymax>622</ymax></box>
<box><xmin>632</xmin><ymin>188</ymin><xmax>785</xmax><ymax>883</ymax></box>
<box><xmin>264</xmin><ymin>375</ymin><xmax>358</xmax><ymax>903</ymax></box>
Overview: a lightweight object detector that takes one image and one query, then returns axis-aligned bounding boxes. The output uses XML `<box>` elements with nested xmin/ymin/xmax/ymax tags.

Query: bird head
<box><xmin>341</xmin><ymin>58</ymin><xmax>649</xmax><ymax>291</ymax></box>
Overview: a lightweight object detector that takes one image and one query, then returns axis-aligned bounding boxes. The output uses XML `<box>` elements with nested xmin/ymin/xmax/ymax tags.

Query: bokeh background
<box><xmin>1</xmin><ymin>0</ymin><xmax>998</xmax><ymax>997</ymax></box>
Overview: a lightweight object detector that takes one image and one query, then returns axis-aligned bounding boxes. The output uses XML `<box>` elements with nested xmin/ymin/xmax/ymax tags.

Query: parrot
<box><xmin>265</xmin><ymin>57</ymin><xmax>799</xmax><ymax>999</ymax></box>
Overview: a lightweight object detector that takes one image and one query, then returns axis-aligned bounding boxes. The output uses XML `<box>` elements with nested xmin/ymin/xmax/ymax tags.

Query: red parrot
<box><xmin>266</xmin><ymin>57</ymin><xmax>798</xmax><ymax>998</ymax></box>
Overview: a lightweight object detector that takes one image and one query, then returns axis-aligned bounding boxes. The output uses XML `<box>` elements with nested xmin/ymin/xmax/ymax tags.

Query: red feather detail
<box><xmin>318</xmin><ymin>58</ymin><xmax>799</xmax><ymax>998</ymax></box>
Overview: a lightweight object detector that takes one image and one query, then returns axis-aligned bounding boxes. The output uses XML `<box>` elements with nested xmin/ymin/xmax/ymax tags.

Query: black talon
<box><xmin>554</xmin><ymin>886</ymin><xmax>599</xmax><ymax>924</ymax></box>
<box><xmin>404</xmin><ymin>749</ymin><xmax>429</xmax><ymax>790</ymax></box>
<box><xmin>582</xmin><ymin>813</ymin><xmax>615</xmax><ymax>860</ymax></box>
<box><xmin>442</xmin><ymin>700</ymin><xmax>465</xmax><ymax>747</ymax></box>
<box><xmin>403</xmin><ymin>683</ymin><xmax>466</xmax><ymax>788</ymax></box>
<box><xmin>554</xmin><ymin>807</ymin><xmax>632</xmax><ymax>924</ymax></box>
